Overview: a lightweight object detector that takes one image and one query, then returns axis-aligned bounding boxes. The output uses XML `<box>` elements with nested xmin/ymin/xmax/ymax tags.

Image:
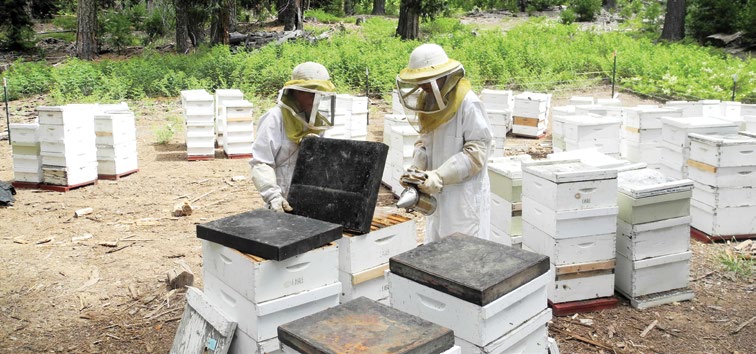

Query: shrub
<box><xmin>100</xmin><ymin>10</ymin><xmax>136</xmax><ymax>54</ymax></box>
<box><xmin>560</xmin><ymin>8</ymin><xmax>577</xmax><ymax>24</ymax></box>
<box><xmin>572</xmin><ymin>0</ymin><xmax>602</xmax><ymax>21</ymax></box>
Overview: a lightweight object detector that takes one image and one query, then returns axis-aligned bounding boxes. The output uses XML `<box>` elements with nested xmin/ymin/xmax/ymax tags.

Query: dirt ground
<box><xmin>0</xmin><ymin>87</ymin><xmax>754</xmax><ymax>354</ymax></box>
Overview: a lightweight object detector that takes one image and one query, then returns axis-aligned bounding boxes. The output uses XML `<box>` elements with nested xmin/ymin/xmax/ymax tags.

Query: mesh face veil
<box><xmin>278</xmin><ymin>62</ymin><xmax>336</xmax><ymax>128</ymax></box>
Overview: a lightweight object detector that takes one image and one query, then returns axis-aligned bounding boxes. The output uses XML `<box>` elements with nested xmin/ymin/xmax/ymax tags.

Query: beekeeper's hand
<box><xmin>269</xmin><ymin>195</ymin><xmax>293</xmax><ymax>213</ymax></box>
<box><xmin>418</xmin><ymin>170</ymin><xmax>443</xmax><ymax>195</ymax></box>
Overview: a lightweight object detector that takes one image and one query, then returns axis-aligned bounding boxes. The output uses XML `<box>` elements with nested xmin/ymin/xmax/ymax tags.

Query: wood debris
<box><xmin>72</xmin><ymin>233</ymin><xmax>93</xmax><ymax>242</ymax></box>
<box><xmin>172</xmin><ymin>201</ymin><xmax>193</xmax><ymax>217</ymax></box>
<box><xmin>731</xmin><ymin>316</ymin><xmax>755</xmax><ymax>334</ymax></box>
<box><xmin>36</xmin><ymin>237</ymin><xmax>53</xmax><ymax>245</ymax></box>
<box><xmin>640</xmin><ymin>319</ymin><xmax>658</xmax><ymax>337</ymax></box>
<box><xmin>74</xmin><ymin>207</ymin><xmax>93</xmax><ymax>217</ymax></box>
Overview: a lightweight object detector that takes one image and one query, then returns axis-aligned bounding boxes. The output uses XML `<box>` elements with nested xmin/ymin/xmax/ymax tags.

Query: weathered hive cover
<box><xmin>389</xmin><ymin>233</ymin><xmax>550</xmax><ymax>306</ymax></box>
<box><xmin>196</xmin><ymin>208</ymin><xmax>342</xmax><ymax>261</ymax></box>
<box><xmin>278</xmin><ymin>297</ymin><xmax>454</xmax><ymax>354</ymax></box>
<box><xmin>287</xmin><ymin>137</ymin><xmax>389</xmax><ymax>234</ymax></box>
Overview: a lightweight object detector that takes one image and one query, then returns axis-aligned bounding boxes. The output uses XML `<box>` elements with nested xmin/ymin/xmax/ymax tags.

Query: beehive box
<box><xmin>513</xmin><ymin>92</ymin><xmax>551</xmax><ymax>119</ymax></box>
<box><xmin>616</xmin><ymin>168</ymin><xmax>693</xmax><ymax>224</ymax></box>
<box><xmin>42</xmin><ymin>163</ymin><xmax>98</xmax><ymax>186</ymax></box>
<box><xmin>338</xmin><ymin>264</ymin><xmax>390</xmax><ymax>303</ymax></box>
<box><xmin>522</xmin><ymin>159</ymin><xmax>618</xmax><ymax>212</ymax></box>
<box><xmin>203</xmin><ymin>273</ymin><xmax>341</xmax><ymax>342</ymax></box>
<box><xmin>615</xmin><ymin>251</ymin><xmax>692</xmax><ymax>298</ymax></box>
<box><xmin>692</xmin><ymin>182</ymin><xmax>756</xmax><ymax>208</ymax></box>
<box><xmin>660</xmin><ymin>116</ymin><xmax>738</xmax><ymax>149</ymax></box>
<box><xmin>480</xmin><ymin>89</ymin><xmax>514</xmax><ymax>111</ymax></box>
<box><xmin>491</xmin><ymin>194</ymin><xmax>522</xmax><ymax>236</ymax></box>
<box><xmin>688</xmin><ymin>132</ymin><xmax>756</xmax><ymax>167</ymax></box>
<box><xmin>623</xmin><ymin>106</ymin><xmax>682</xmax><ymax>130</ymax></box>
<box><xmin>561</xmin><ymin>115</ymin><xmax>621</xmax><ymax>142</ymax></box>
<box><xmin>549</xmin><ymin>260</ymin><xmax>615</xmax><ymax>303</ymax></box>
<box><xmin>214</xmin><ymin>89</ymin><xmax>245</xmax><ymax>136</ymax></box>
<box><xmin>181</xmin><ymin>89</ymin><xmax>214</xmax><ymax>115</ymax></box>
<box><xmin>522</xmin><ymin>220</ymin><xmax>615</xmax><ymax>266</ymax></box>
<box><xmin>564</xmin><ymin>137</ymin><xmax>620</xmax><ymax>155</ymax></box>
<box><xmin>9</xmin><ymin>122</ymin><xmax>39</xmax><ymax>145</ymax></box>
<box><xmin>338</xmin><ymin>216</ymin><xmax>416</xmax><ymax>274</ymax></box>
<box><xmin>454</xmin><ymin>308</ymin><xmax>552</xmax><ymax>354</ymax></box>
<box><xmin>229</xmin><ymin>331</ymin><xmax>281</xmax><ymax>354</ymax></box>
<box><xmin>97</xmin><ymin>155</ymin><xmax>138</xmax><ymax>175</ymax></box>
<box><xmin>663</xmin><ymin>101</ymin><xmax>703</xmax><ymax>117</ymax></box>
<box><xmin>622</xmin><ymin>139</ymin><xmax>662</xmax><ymax>165</ymax></box>
<box><xmin>574</xmin><ymin>104</ymin><xmax>624</xmax><ymax>119</ymax></box>
<box><xmin>690</xmin><ymin>199</ymin><xmax>756</xmax><ymax>236</ymax></box>
<box><xmin>488</xmin><ymin>154</ymin><xmax>532</xmax><ymax>202</ymax></box>
<box><xmin>522</xmin><ymin>196</ymin><xmax>618</xmax><ymax>239</ymax></box>
<box><xmin>616</xmin><ymin>216</ymin><xmax>691</xmax><ymax>260</ymax></box>
<box><xmin>687</xmin><ymin>162</ymin><xmax>756</xmax><ymax>188</ymax></box>
<box><xmin>622</xmin><ymin>126</ymin><xmax>662</xmax><ymax>144</ymax></box>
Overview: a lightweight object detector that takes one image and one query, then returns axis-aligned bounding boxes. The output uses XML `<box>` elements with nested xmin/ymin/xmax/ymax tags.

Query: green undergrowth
<box><xmin>2</xmin><ymin>17</ymin><xmax>754</xmax><ymax>104</ymax></box>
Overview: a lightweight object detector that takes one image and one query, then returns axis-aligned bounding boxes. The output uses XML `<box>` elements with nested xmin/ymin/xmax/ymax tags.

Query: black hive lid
<box><xmin>287</xmin><ymin>137</ymin><xmax>389</xmax><ymax>234</ymax></box>
<box><xmin>278</xmin><ymin>297</ymin><xmax>454</xmax><ymax>354</ymax></box>
<box><xmin>196</xmin><ymin>208</ymin><xmax>342</xmax><ymax>261</ymax></box>
<box><xmin>389</xmin><ymin>233</ymin><xmax>550</xmax><ymax>306</ymax></box>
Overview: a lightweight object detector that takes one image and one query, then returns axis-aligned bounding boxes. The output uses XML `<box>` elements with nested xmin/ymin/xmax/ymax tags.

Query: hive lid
<box><xmin>617</xmin><ymin>169</ymin><xmax>693</xmax><ymax>198</ymax></box>
<box><xmin>659</xmin><ymin>116</ymin><xmax>737</xmax><ymax>129</ymax></box>
<box><xmin>180</xmin><ymin>89</ymin><xmax>213</xmax><ymax>101</ymax></box>
<box><xmin>547</xmin><ymin>149</ymin><xmax>634</xmax><ymax>170</ymax></box>
<box><xmin>221</xmin><ymin>99</ymin><xmax>253</xmax><ymax>108</ymax></box>
<box><xmin>278</xmin><ymin>297</ymin><xmax>454</xmax><ymax>354</ymax></box>
<box><xmin>287</xmin><ymin>137</ymin><xmax>389</xmax><ymax>234</ymax></box>
<box><xmin>487</xmin><ymin>154</ymin><xmax>532</xmax><ymax>179</ymax></box>
<box><xmin>688</xmin><ymin>132</ymin><xmax>756</xmax><ymax>147</ymax></box>
<box><xmin>196</xmin><ymin>208</ymin><xmax>342</xmax><ymax>261</ymax></box>
<box><xmin>561</xmin><ymin>114</ymin><xmax>622</xmax><ymax>125</ymax></box>
<box><xmin>389</xmin><ymin>234</ymin><xmax>549</xmax><ymax>306</ymax></box>
<box><xmin>522</xmin><ymin>159</ymin><xmax>617</xmax><ymax>183</ymax></box>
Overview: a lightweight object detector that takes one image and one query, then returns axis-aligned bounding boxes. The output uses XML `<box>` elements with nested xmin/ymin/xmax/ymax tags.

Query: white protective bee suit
<box><xmin>397</xmin><ymin>44</ymin><xmax>493</xmax><ymax>243</ymax></box>
<box><xmin>249</xmin><ymin>62</ymin><xmax>336</xmax><ymax>212</ymax></box>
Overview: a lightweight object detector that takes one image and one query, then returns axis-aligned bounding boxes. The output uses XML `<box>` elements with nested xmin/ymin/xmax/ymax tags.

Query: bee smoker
<box><xmin>395</xmin><ymin>170</ymin><xmax>437</xmax><ymax>215</ymax></box>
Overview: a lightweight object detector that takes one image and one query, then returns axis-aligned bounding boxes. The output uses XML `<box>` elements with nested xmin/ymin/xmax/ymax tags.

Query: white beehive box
<box><xmin>687</xmin><ymin>162</ymin><xmax>756</xmax><ymax>188</ymax></box>
<box><xmin>338</xmin><ymin>264</ymin><xmax>389</xmax><ymax>303</ymax></box>
<box><xmin>522</xmin><ymin>196</ymin><xmax>618</xmax><ymax>239</ymax></box>
<box><xmin>596</xmin><ymin>98</ymin><xmax>622</xmax><ymax>107</ymax></box>
<box><xmin>203</xmin><ymin>273</ymin><xmax>340</xmax><ymax>342</ymax></box>
<box><xmin>9</xmin><ymin>122</ymin><xmax>39</xmax><ymax>145</ymax></box>
<box><xmin>229</xmin><ymin>331</ymin><xmax>281</xmax><ymax>354</ymax></box>
<box><xmin>561</xmin><ymin>115</ymin><xmax>621</xmax><ymax>142</ymax></box>
<box><xmin>13</xmin><ymin>155</ymin><xmax>43</xmax><ymax>183</ymax></box>
<box><xmin>337</xmin><ymin>218</ymin><xmax>416</xmax><ymax>274</ymax></box>
<box><xmin>214</xmin><ymin>89</ymin><xmax>245</xmax><ymax>135</ymax></box>
<box><xmin>522</xmin><ymin>159</ymin><xmax>618</xmax><ymax>212</ymax></box>
<box><xmin>690</xmin><ymin>199</ymin><xmax>756</xmax><ymax>236</ymax></box>
<box><xmin>687</xmin><ymin>133</ymin><xmax>756</xmax><ymax>167</ymax></box>
<box><xmin>547</xmin><ymin>148</ymin><xmax>641</xmax><ymax>170</ymax></box>
<box><xmin>454</xmin><ymin>308</ymin><xmax>551</xmax><ymax>354</ymax></box>
<box><xmin>616</xmin><ymin>216</ymin><xmax>691</xmax><ymax>260</ymax></box>
<box><xmin>488</xmin><ymin>154</ymin><xmax>532</xmax><ymax>202</ymax></box>
<box><xmin>622</xmin><ymin>126</ymin><xmax>661</xmax><ymax>144</ymax></box>
<box><xmin>37</xmin><ymin>105</ymin><xmax>96</xmax><ymax>126</ymax></box>
<box><xmin>98</xmin><ymin>155</ymin><xmax>138</xmax><ymax>176</ymax></box>
<box><xmin>615</xmin><ymin>251</ymin><xmax>691</xmax><ymax>298</ymax></box>
<box><xmin>391</xmin><ymin>90</ymin><xmax>406</xmax><ymax>116</ymax></box>
<box><xmin>513</xmin><ymin>92</ymin><xmax>551</xmax><ymax>119</ymax></box>
<box><xmin>522</xmin><ymin>220</ymin><xmax>615</xmax><ymax>266</ymax></box>
<box><xmin>699</xmin><ymin>100</ymin><xmax>721</xmax><ymax>117</ymax></box>
<box><xmin>745</xmin><ymin>115</ymin><xmax>756</xmax><ymax>133</ymax></box>
<box><xmin>94</xmin><ymin>111</ymin><xmax>135</xmax><ymax>133</ymax></box>
<box><xmin>202</xmin><ymin>241</ymin><xmax>338</xmax><ymax>304</ymax></box>
<box><xmin>693</xmin><ymin>182</ymin><xmax>756</xmax><ymax>208</ymax></box>
<box><xmin>42</xmin><ymin>163</ymin><xmax>98</xmax><ymax>186</ymax></box>
<box><xmin>480</xmin><ymin>89</ymin><xmax>514</xmax><ymax>111</ymax></box>
<box><xmin>549</xmin><ymin>261</ymin><xmax>615</xmax><ymax>303</ymax></box>
<box><xmin>564</xmin><ymin>137</ymin><xmax>620</xmax><ymax>155</ymax></box>
<box><xmin>570</xmin><ymin>96</ymin><xmax>594</xmax><ymax>105</ymax></box>
<box><xmin>616</xmin><ymin>168</ymin><xmax>693</xmax><ymax>224</ymax></box>
<box><xmin>96</xmin><ymin>140</ymin><xmax>137</xmax><ymax>160</ymax></box>
<box><xmin>512</xmin><ymin>116</ymin><xmax>547</xmax><ymax>137</ymax></box>
<box><xmin>622</xmin><ymin>139</ymin><xmax>662</xmax><ymax>165</ymax></box>
<box><xmin>623</xmin><ymin>106</ymin><xmax>682</xmax><ymax>130</ymax></box>
<box><xmin>184</xmin><ymin>112</ymin><xmax>214</xmax><ymax>125</ymax></box>
<box><xmin>552</xmin><ymin>105</ymin><xmax>576</xmax><ymax>119</ymax></box>
<box><xmin>181</xmin><ymin>89</ymin><xmax>214</xmax><ymax>114</ymax></box>
<box><xmin>388</xmin><ymin>270</ymin><xmax>550</xmax><ymax>347</ymax></box>
<box><xmin>659</xmin><ymin>142</ymin><xmax>689</xmax><ymax>178</ymax></box>
<box><xmin>491</xmin><ymin>194</ymin><xmax>522</xmax><ymax>236</ymax></box>
<box><xmin>660</xmin><ymin>116</ymin><xmax>738</xmax><ymax>149</ymax></box>
<box><xmin>663</xmin><ymin>101</ymin><xmax>702</xmax><ymax>117</ymax></box>
<box><xmin>490</xmin><ymin>225</ymin><xmax>522</xmax><ymax>248</ymax></box>
<box><xmin>574</xmin><ymin>105</ymin><xmax>624</xmax><ymax>119</ymax></box>
<box><xmin>220</xmin><ymin>99</ymin><xmax>253</xmax><ymax>144</ymax></box>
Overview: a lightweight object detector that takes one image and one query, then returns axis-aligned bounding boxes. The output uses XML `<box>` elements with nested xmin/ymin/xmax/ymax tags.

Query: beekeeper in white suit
<box><xmin>396</xmin><ymin>43</ymin><xmax>493</xmax><ymax>243</ymax></box>
<box><xmin>250</xmin><ymin>62</ymin><xmax>336</xmax><ymax>212</ymax></box>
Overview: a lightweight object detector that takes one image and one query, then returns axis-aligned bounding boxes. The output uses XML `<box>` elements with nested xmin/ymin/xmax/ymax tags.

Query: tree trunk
<box><xmin>76</xmin><ymin>0</ymin><xmax>97</xmax><ymax>60</ymax></box>
<box><xmin>279</xmin><ymin>0</ymin><xmax>302</xmax><ymax>31</ymax></box>
<box><xmin>174</xmin><ymin>0</ymin><xmax>190</xmax><ymax>53</ymax></box>
<box><xmin>372</xmin><ymin>0</ymin><xmax>385</xmax><ymax>15</ymax></box>
<box><xmin>604</xmin><ymin>0</ymin><xmax>617</xmax><ymax>9</ymax></box>
<box><xmin>187</xmin><ymin>4</ymin><xmax>207</xmax><ymax>46</ymax></box>
<box><xmin>344</xmin><ymin>0</ymin><xmax>354</xmax><ymax>15</ymax></box>
<box><xmin>396</xmin><ymin>0</ymin><xmax>420</xmax><ymax>40</ymax></box>
<box><xmin>660</xmin><ymin>0</ymin><xmax>686</xmax><ymax>41</ymax></box>
<box><xmin>210</xmin><ymin>0</ymin><xmax>232</xmax><ymax>44</ymax></box>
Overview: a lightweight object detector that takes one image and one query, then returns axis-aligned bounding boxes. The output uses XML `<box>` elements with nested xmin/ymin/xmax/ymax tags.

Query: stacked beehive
<box><xmin>553</xmin><ymin>114</ymin><xmax>622</xmax><ymax>156</ymax></box>
<box><xmin>663</xmin><ymin>101</ymin><xmax>703</xmax><ymax>117</ymax></box>
<box><xmin>687</xmin><ymin>133</ymin><xmax>756</xmax><ymax>237</ymax></box>
<box><xmin>512</xmin><ymin>92</ymin><xmax>551</xmax><ymax>138</ymax></box>
<box><xmin>198</xmin><ymin>211</ymin><xmax>343</xmax><ymax>354</ymax></box>
<box><xmin>487</xmin><ymin>154</ymin><xmax>533</xmax><ymax>247</ymax></box>
<box><xmin>479</xmin><ymin>89</ymin><xmax>514</xmax><ymax>157</ymax></box>
<box><xmin>94</xmin><ymin>105</ymin><xmax>138</xmax><ymax>178</ymax></box>
<box><xmin>214</xmin><ymin>89</ymin><xmax>245</xmax><ymax>147</ymax></box>
<box><xmin>388</xmin><ymin>235</ymin><xmax>554</xmax><ymax>353</ymax></box>
<box><xmin>220</xmin><ymin>99</ymin><xmax>254</xmax><ymax>157</ymax></box>
<box><xmin>9</xmin><ymin>122</ymin><xmax>42</xmax><ymax>184</ymax></box>
<box><xmin>615</xmin><ymin>168</ymin><xmax>695</xmax><ymax>309</ymax></box>
<box><xmin>381</xmin><ymin>117</ymin><xmax>418</xmax><ymax>196</ymax></box>
<box><xmin>621</xmin><ymin>106</ymin><xmax>682</xmax><ymax>170</ymax></box>
<box><xmin>336</xmin><ymin>214</ymin><xmax>417</xmax><ymax>304</ymax></box>
<box><xmin>658</xmin><ymin>117</ymin><xmax>739</xmax><ymax>179</ymax></box>
<box><xmin>320</xmin><ymin>94</ymin><xmax>368</xmax><ymax>141</ymax></box>
<box><xmin>180</xmin><ymin>89</ymin><xmax>215</xmax><ymax>160</ymax></box>
<box><xmin>37</xmin><ymin>105</ymin><xmax>98</xmax><ymax>186</ymax></box>
<box><xmin>521</xmin><ymin>159</ymin><xmax>619</xmax><ymax>304</ymax></box>
<box><xmin>550</xmin><ymin>106</ymin><xmax>576</xmax><ymax>153</ymax></box>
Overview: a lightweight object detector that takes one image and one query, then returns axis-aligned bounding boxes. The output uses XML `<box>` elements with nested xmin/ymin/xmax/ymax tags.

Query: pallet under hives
<box><xmin>690</xmin><ymin>227</ymin><xmax>756</xmax><ymax>243</ymax></box>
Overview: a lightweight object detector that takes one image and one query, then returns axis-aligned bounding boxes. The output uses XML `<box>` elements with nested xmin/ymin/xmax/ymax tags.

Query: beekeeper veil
<box><xmin>278</xmin><ymin>62</ymin><xmax>337</xmax><ymax>143</ymax></box>
<box><xmin>396</xmin><ymin>43</ymin><xmax>471</xmax><ymax>134</ymax></box>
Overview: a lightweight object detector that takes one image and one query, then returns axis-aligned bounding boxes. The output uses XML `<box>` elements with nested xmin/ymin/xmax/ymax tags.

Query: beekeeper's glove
<box><xmin>251</xmin><ymin>163</ymin><xmax>291</xmax><ymax>212</ymax></box>
<box><xmin>417</xmin><ymin>140</ymin><xmax>489</xmax><ymax>195</ymax></box>
<box><xmin>268</xmin><ymin>195</ymin><xmax>293</xmax><ymax>213</ymax></box>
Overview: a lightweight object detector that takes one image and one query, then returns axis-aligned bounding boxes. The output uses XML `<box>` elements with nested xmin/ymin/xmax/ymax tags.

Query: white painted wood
<box><xmin>622</xmin><ymin>127</ymin><xmax>662</xmax><ymax>144</ymax></box>
<box><xmin>202</xmin><ymin>241</ymin><xmax>339</xmax><ymax>304</ymax></box>
<box><xmin>338</xmin><ymin>265</ymin><xmax>390</xmax><ymax>303</ymax></box>
<box><xmin>522</xmin><ymin>196</ymin><xmax>618</xmax><ymax>239</ymax></box>
<box><xmin>37</xmin><ymin>105</ymin><xmax>95</xmax><ymax>126</ymax></box>
<box><xmin>546</xmin><ymin>149</ymin><xmax>637</xmax><ymax>170</ymax></box>
<box><xmin>690</xmin><ymin>199</ymin><xmax>756</xmax><ymax>235</ymax></box>
<box><xmin>616</xmin><ymin>216</ymin><xmax>691</xmax><ymax>260</ymax></box>
<box><xmin>42</xmin><ymin>163</ymin><xmax>98</xmax><ymax>185</ymax></box>
<box><xmin>660</xmin><ymin>116</ymin><xmax>738</xmax><ymax>148</ymax></box>
<box><xmin>522</xmin><ymin>160</ymin><xmax>617</xmax><ymax>212</ymax></box>
<box><xmin>337</xmin><ymin>219</ymin><xmax>416</xmax><ymax>273</ymax></box>
<box><xmin>480</xmin><ymin>89</ymin><xmax>515</xmax><ymax>111</ymax></box>
<box><xmin>564</xmin><ymin>137</ymin><xmax>621</xmax><ymax>154</ymax></box>
<box><xmin>203</xmin><ymin>274</ymin><xmax>341</xmax><ymax>342</ymax></box>
<box><xmin>622</xmin><ymin>139</ymin><xmax>662</xmax><ymax>164</ymax></box>
<box><xmin>688</xmin><ymin>132</ymin><xmax>756</xmax><ymax>167</ymax></box>
<box><xmin>9</xmin><ymin>122</ymin><xmax>39</xmax><ymax>145</ymax></box>
<box><xmin>388</xmin><ymin>271</ymin><xmax>550</xmax><ymax>347</ymax></box>
<box><xmin>14</xmin><ymin>171</ymin><xmax>43</xmax><ymax>183</ymax></box>
<box><xmin>574</xmin><ymin>104</ymin><xmax>624</xmax><ymax>118</ymax></box>
<box><xmin>12</xmin><ymin>154</ymin><xmax>42</xmax><ymax>173</ymax></box>
<box><xmin>97</xmin><ymin>155</ymin><xmax>139</xmax><ymax>175</ymax></box>
<box><xmin>490</xmin><ymin>194</ymin><xmax>522</xmax><ymax>236</ymax></box>
<box><xmin>561</xmin><ymin>115</ymin><xmax>621</xmax><ymax>142</ymax></box>
<box><xmin>41</xmin><ymin>150</ymin><xmax>97</xmax><ymax>168</ymax></box>
<box><xmin>228</xmin><ymin>330</ymin><xmax>281</xmax><ymax>354</ymax></box>
<box><xmin>615</xmin><ymin>251</ymin><xmax>691</xmax><ymax>297</ymax></box>
<box><xmin>664</xmin><ymin>101</ymin><xmax>703</xmax><ymax>117</ymax></box>
<box><xmin>94</xmin><ymin>112</ymin><xmax>135</xmax><ymax>133</ymax></box>
<box><xmin>489</xmin><ymin>224</ymin><xmax>516</xmax><ymax>247</ymax></box>
<box><xmin>687</xmin><ymin>163</ymin><xmax>756</xmax><ymax>188</ymax></box>
<box><xmin>187</xmin><ymin>146</ymin><xmax>215</xmax><ymax>157</ymax></box>
<box><xmin>223</xmin><ymin>142</ymin><xmax>253</xmax><ymax>155</ymax></box>
<box><xmin>512</xmin><ymin>122</ymin><xmax>547</xmax><ymax>137</ymax></box>
<box><xmin>623</xmin><ymin>107</ymin><xmax>682</xmax><ymax>130</ymax></box>
<box><xmin>488</xmin><ymin>154</ymin><xmax>531</xmax><ymax>202</ymax></box>
<box><xmin>522</xmin><ymin>220</ymin><xmax>615</xmax><ymax>266</ymax></box>
<box><xmin>454</xmin><ymin>308</ymin><xmax>551</xmax><ymax>354</ymax></box>
<box><xmin>692</xmin><ymin>182</ymin><xmax>756</xmax><ymax>208</ymax></box>
<box><xmin>617</xmin><ymin>287</ymin><xmax>695</xmax><ymax>310</ymax></box>
<box><xmin>170</xmin><ymin>287</ymin><xmax>236</xmax><ymax>354</ymax></box>
<box><xmin>548</xmin><ymin>262</ymin><xmax>615</xmax><ymax>303</ymax></box>
<box><xmin>513</xmin><ymin>92</ymin><xmax>550</xmax><ymax>118</ymax></box>
<box><xmin>96</xmin><ymin>140</ymin><xmax>137</xmax><ymax>159</ymax></box>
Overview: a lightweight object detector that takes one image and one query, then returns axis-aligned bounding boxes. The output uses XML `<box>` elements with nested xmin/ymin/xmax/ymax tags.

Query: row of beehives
<box><xmin>548</xmin><ymin>97</ymin><xmax>756</xmax><ymax>237</ymax></box>
<box><xmin>199</xmin><ymin>217</ymin><xmax>557</xmax><ymax>354</ymax></box>
<box><xmin>9</xmin><ymin>103</ymin><xmax>138</xmax><ymax>186</ymax></box>
<box><xmin>489</xmin><ymin>150</ymin><xmax>697</xmax><ymax>309</ymax></box>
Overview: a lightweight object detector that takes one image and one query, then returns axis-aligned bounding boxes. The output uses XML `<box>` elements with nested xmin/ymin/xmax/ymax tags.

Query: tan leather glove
<box><xmin>268</xmin><ymin>195</ymin><xmax>293</xmax><ymax>213</ymax></box>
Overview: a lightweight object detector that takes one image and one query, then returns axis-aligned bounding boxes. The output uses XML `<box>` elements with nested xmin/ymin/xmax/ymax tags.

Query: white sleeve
<box><xmin>436</xmin><ymin>94</ymin><xmax>493</xmax><ymax>185</ymax></box>
<box><xmin>249</xmin><ymin>108</ymin><xmax>285</xmax><ymax>202</ymax></box>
